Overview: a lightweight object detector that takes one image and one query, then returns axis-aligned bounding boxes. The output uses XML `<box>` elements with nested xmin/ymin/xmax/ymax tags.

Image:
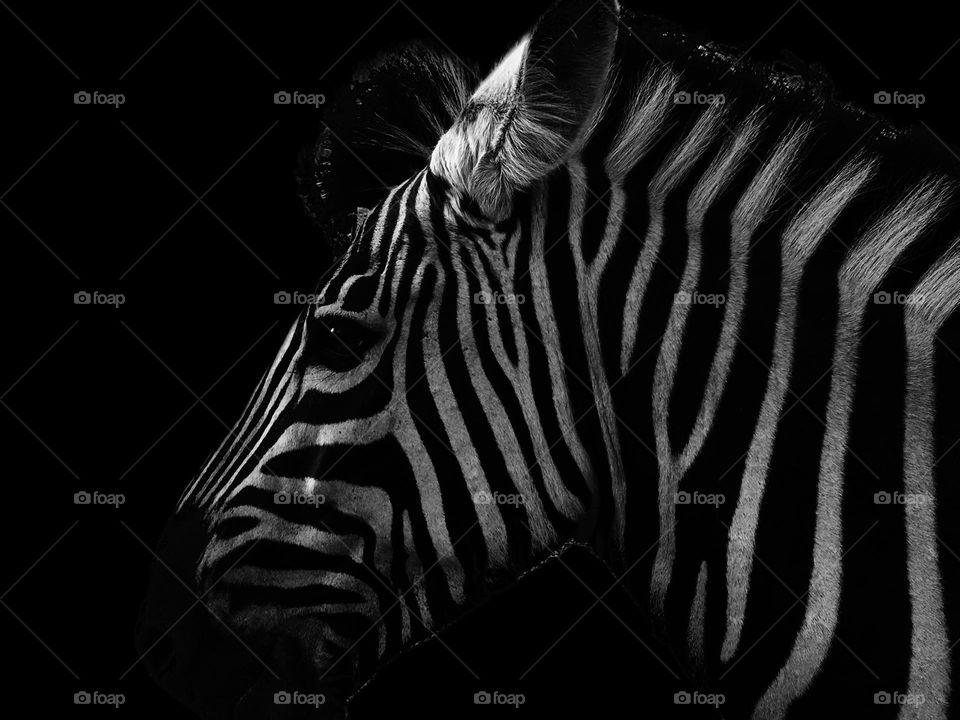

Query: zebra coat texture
<box><xmin>137</xmin><ymin>0</ymin><xmax>960</xmax><ymax>717</ymax></box>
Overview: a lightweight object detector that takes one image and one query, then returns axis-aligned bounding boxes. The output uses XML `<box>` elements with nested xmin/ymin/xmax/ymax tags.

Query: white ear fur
<box><xmin>430</xmin><ymin>0</ymin><xmax>619</xmax><ymax>220</ymax></box>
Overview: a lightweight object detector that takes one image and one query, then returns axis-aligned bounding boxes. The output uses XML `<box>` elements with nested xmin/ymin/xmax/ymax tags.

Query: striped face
<box><xmin>161</xmin><ymin>0</ymin><xmax>620</xmax><ymax>689</ymax></box>
<box><xmin>142</xmin><ymin>0</ymin><xmax>960</xmax><ymax>716</ymax></box>
<box><xmin>180</xmin><ymin>170</ymin><xmax>544</xmax><ymax>668</ymax></box>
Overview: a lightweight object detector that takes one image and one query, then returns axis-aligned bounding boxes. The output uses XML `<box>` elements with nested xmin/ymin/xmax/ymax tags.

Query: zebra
<box><xmin>136</xmin><ymin>0</ymin><xmax>960</xmax><ymax>717</ymax></box>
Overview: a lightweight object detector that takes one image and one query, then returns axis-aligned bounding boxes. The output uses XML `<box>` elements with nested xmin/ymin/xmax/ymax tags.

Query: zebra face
<box><xmin>185</xmin><ymin>163</ymin><xmax>564</xmax><ymax>672</ymax></box>
<box><xmin>192</xmin><ymin>172</ymin><xmax>489</xmax><ymax>648</ymax></box>
<box><xmin>138</xmin><ymin>0</ymin><xmax>621</xmax><ymax>715</ymax></box>
<box><xmin>136</xmin><ymin>0</ymin><xmax>960</xmax><ymax>715</ymax></box>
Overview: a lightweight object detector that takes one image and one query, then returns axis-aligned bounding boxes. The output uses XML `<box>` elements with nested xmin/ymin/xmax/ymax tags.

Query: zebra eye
<box><xmin>303</xmin><ymin>316</ymin><xmax>378</xmax><ymax>372</ymax></box>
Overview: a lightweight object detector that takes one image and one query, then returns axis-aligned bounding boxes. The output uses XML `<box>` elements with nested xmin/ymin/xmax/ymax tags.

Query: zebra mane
<box><xmin>299</xmin><ymin>6</ymin><xmax>960</xmax><ymax>257</ymax></box>
<box><xmin>296</xmin><ymin>42</ymin><xmax>478</xmax><ymax>255</ymax></box>
<box><xmin>607</xmin><ymin>7</ymin><xmax>960</xmax><ymax>176</ymax></box>
<box><xmin>589</xmin><ymin>8</ymin><xmax>960</xmax><ymax>321</ymax></box>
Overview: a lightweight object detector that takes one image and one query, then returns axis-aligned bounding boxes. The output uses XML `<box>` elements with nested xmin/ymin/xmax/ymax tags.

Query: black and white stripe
<box><xmin>151</xmin><ymin>1</ymin><xmax>960</xmax><ymax>716</ymax></box>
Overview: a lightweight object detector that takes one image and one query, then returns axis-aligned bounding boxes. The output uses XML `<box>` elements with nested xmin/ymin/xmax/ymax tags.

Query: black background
<box><xmin>3</xmin><ymin>1</ymin><xmax>959</xmax><ymax>717</ymax></box>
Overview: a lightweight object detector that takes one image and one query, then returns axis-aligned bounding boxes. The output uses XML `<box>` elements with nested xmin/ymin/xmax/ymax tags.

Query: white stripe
<box><xmin>201</xmin><ymin>360</ymin><xmax>300</xmax><ymax>510</ymax></box>
<box><xmin>756</xmin><ymin>178</ymin><xmax>950</xmax><ymax>719</ymax></box>
<box><xmin>620</xmin><ymin>103</ymin><xmax>725</xmax><ymax>373</ymax></box>
<box><xmin>184</xmin><ymin>318</ymin><xmax>303</xmax><ymax>510</ymax></box>
<box><xmin>722</xmin><ymin>156</ymin><xmax>875</xmax><ymax>662</ymax></box>
<box><xmin>605</xmin><ymin>66</ymin><xmax>679</xmax><ymax>182</ymax></box>
<box><xmin>898</xmin><ymin>246</ymin><xmax>960</xmax><ymax>720</ymax></box>
<box><xmin>335</xmin><ymin>189</ymin><xmax>396</xmax><ymax>301</ymax></box>
<box><xmin>403</xmin><ymin>509</ymin><xmax>434</xmax><ymax>637</ymax></box>
<box><xmin>650</xmin><ymin>113</ymin><xmax>761</xmax><ymax>621</ymax></box>
<box><xmin>449</xmin><ymin>237</ymin><xmax>557</xmax><ymax>550</ymax></box>
<box><xmin>418</xmin><ymin>198</ymin><xmax>511</xmax><ymax>566</ymax></box>
<box><xmin>688</xmin><ymin>560</ymin><xmax>709</xmax><ymax>673</ymax></box>
<box><xmin>391</xmin><ymin>246</ymin><xmax>466</xmax><ymax>604</ymax></box>
<box><xmin>567</xmin><ymin>157</ymin><xmax>630</xmax><ymax>552</ymax></box>
<box><xmin>528</xmin><ymin>182</ymin><xmax>599</xmax><ymax>528</ymax></box>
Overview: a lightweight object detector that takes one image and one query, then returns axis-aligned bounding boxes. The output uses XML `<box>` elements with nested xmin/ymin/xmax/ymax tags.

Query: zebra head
<box><xmin>138</xmin><ymin>0</ymin><xmax>622</xmax><ymax>715</ymax></box>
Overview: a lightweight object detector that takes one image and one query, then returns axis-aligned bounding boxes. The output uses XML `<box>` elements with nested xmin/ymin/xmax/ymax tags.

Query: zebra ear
<box><xmin>431</xmin><ymin>0</ymin><xmax>619</xmax><ymax>220</ymax></box>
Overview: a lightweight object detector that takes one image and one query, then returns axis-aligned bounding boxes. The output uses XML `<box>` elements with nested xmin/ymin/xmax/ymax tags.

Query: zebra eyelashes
<box><xmin>300</xmin><ymin>316</ymin><xmax>381</xmax><ymax>372</ymax></box>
